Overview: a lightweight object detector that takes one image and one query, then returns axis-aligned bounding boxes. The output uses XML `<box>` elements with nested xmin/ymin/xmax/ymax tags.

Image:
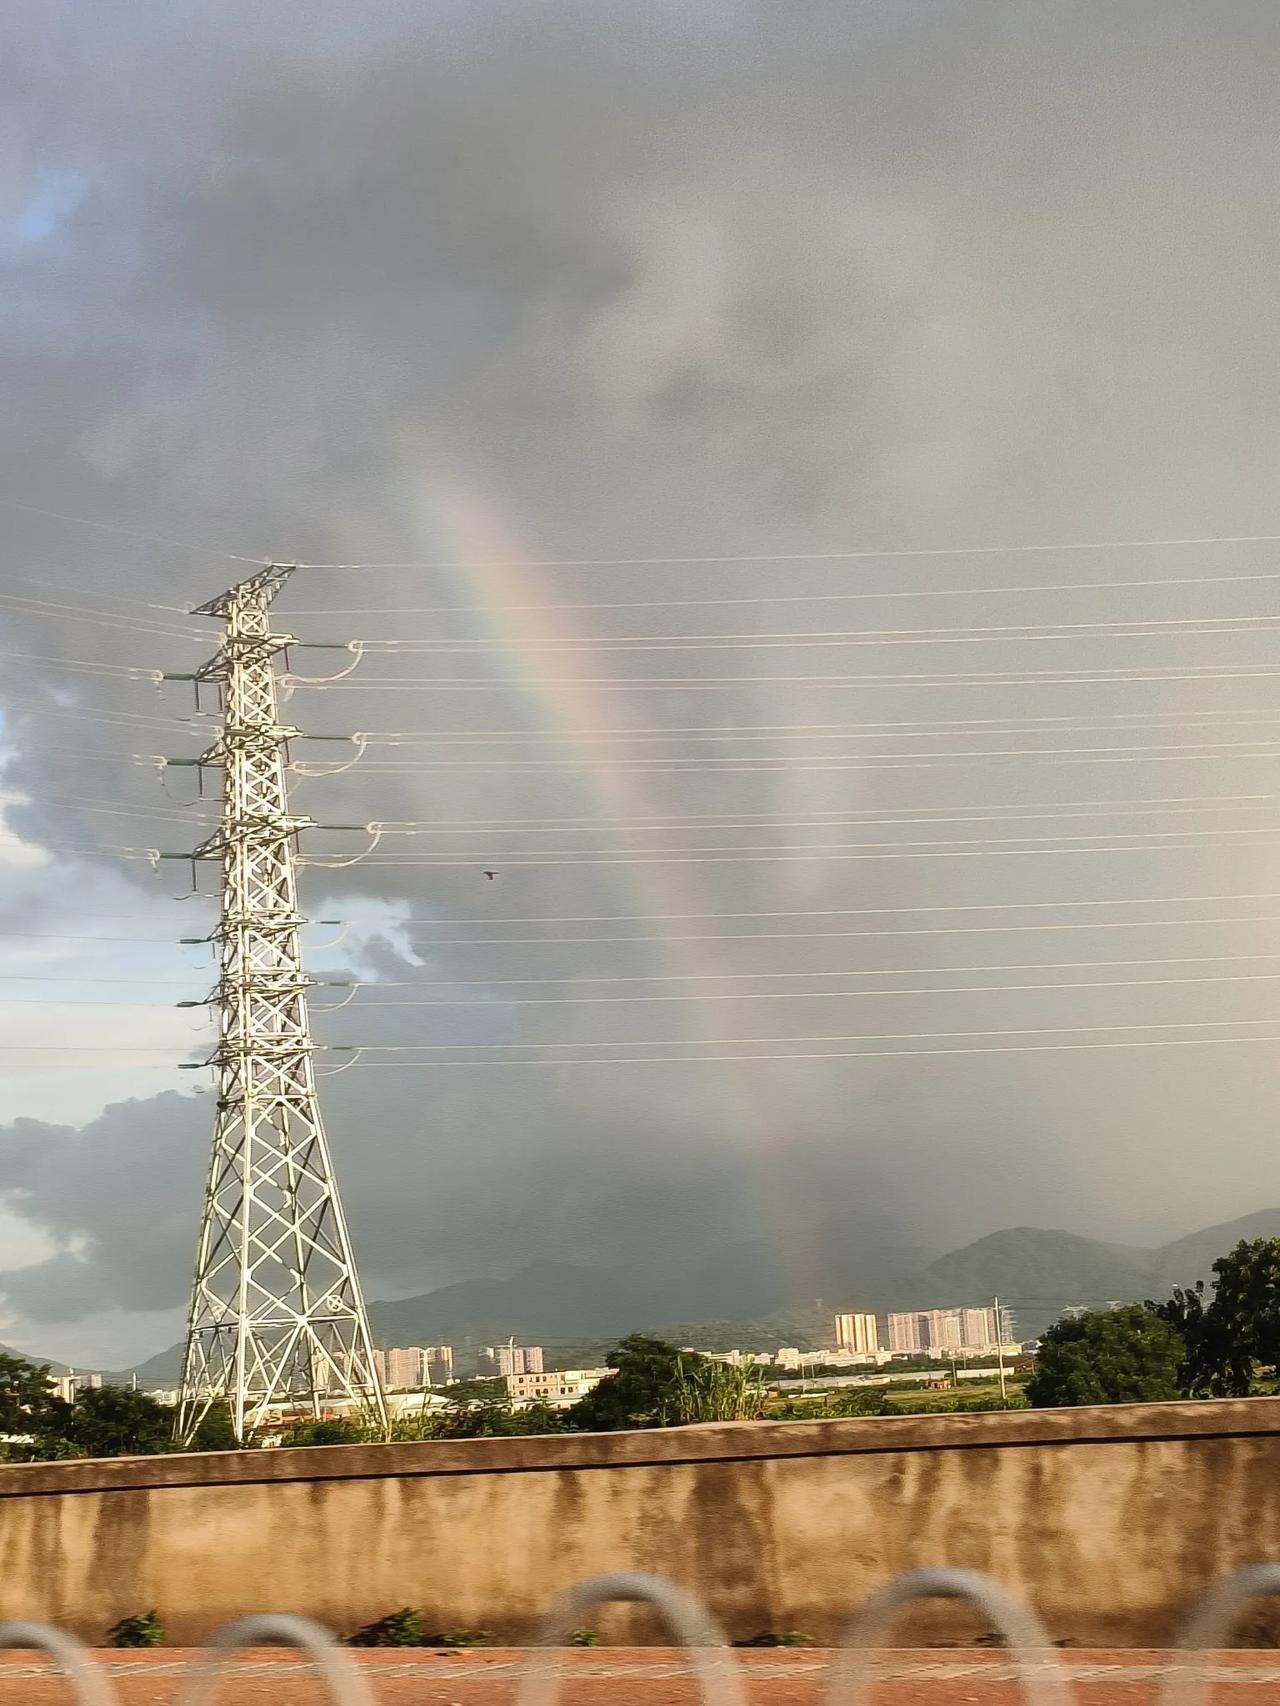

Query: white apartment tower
<box><xmin>834</xmin><ymin>1311</ymin><xmax>880</xmax><ymax>1354</ymax></box>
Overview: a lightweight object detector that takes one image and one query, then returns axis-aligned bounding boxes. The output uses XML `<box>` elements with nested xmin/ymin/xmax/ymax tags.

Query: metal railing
<box><xmin>3</xmin><ymin>1565</ymin><xmax>1279</xmax><ymax>1706</ymax></box>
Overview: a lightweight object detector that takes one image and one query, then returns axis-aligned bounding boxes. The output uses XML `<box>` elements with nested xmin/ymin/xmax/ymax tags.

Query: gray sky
<box><xmin>3</xmin><ymin>0</ymin><xmax>1280</xmax><ymax>1365</ymax></box>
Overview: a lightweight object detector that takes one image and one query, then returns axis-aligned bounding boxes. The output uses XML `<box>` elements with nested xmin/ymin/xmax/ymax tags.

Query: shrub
<box><xmin>569</xmin><ymin>1628</ymin><xmax>601</xmax><ymax>1646</ymax></box>
<box><xmin>427</xmin><ymin>1629</ymin><xmax>494</xmax><ymax>1648</ymax></box>
<box><xmin>109</xmin><ymin>1611</ymin><xmax>165</xmax><ymax>1648</ymax></box>
<box><xmin>347</xmin><ymin>1609</ymin><xmax>426</xmax><ymax>1647</ymax></box>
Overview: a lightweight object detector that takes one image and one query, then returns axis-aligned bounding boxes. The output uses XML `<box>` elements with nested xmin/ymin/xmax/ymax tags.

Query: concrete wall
<box><xmin>3</xmin><ymin>1399</ymin><xmax>1280</xmax><ymax>1647</ymax></box>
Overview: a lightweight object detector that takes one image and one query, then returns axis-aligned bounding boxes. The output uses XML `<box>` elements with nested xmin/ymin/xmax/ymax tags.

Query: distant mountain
<box><xmin>371</xmin><ymin>1260</ymin><xmax>641</xmax><ymax>1347</ymax></box>
<box><xmin>893</xmin><ymin>1208</ymin><xmax>1280</xmax><ymax>1337</ymax></box>
<box><xmin>0</xmin><ymin>1341</ymin><xmax>76</xmax><ymax>1374</ymax></box>
<box><xmin>1150</xmin><ymin>1208</ymin><xmax>1280</xmax><ymax>1291</ymax></box>
<box><xmin>895</xmin><ymin>1228</ymin><xmax>1156</xmax><ymax>1316</ymax></box>
<box><xmin>105</xmin><ymin>1206</ymin><xmax>1280</xmax><ymax>1381</ymax></box>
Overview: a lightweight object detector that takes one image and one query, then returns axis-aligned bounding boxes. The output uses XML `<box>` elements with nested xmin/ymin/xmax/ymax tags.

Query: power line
<box><xmin>9</xmin><ymin>791</ymin><xmax>216</xmax><ymax>825</ymax></box>
<box><xmin>0</xmin><ymin>996</ymin><xmax>202</xmax><ymax>1008</ymax></box>
<box><xmin>336</xmin><ymin>1017</ymin><xmax>1280</xmax><ymax>1049</ymax></box>
<box><xmin>293</xmin><ymin>527</ymin><xmax>1280</xmax><ymax>570</ymax></box>
<box><xmin>316</xmin><ymin>968</ymin><xmax>1280</xmax><ymax>1006</ymax></box>
<box><xmin>332</xmin><ymin>951</ymin><xmax>1280</xmax><ymax>990</ymax></box>
<box><xmin>347</xmin><ymin>709</ymin><xmax>1280</xmax><ymax>742</ymax></box>
<box><xmin>328</xmin><ymin>751</ymin><xmax>1280</xmax><ymax>778</ymax></box>
<box><xmin>0</xmin><ymin>647</ymin><xmax>157</xmax><ymax>681</ymax></box>
<box><xmin>283</xmin><ymin>567</ymin><xmax>1280</xmax><ymax>615</ymax></box>
<box><xmin>358</xmin><ymin>799</ymin><xmax>1280</xmax><ymax>836</ymax></box>
<box><xmin>322</xmin><ymin>1032</ymin><xmax>1280</xmax><ymax>1067</ymax></box>
<box><xmin>284</xmin><ymin>664</ymin><xmax>1280</xmax><ymax>691</ymax></box>
<box><xmin>320</xmin><ymin>834</ymin><xmax>1280</xmax><ymax>868</ymax></box>
<box><xmin>0</xmin><ymin>494</ymin><xmax>261</xmax><ymax>563</ymax></box>
<box><xmin>0</xmin><ymin>1042</ymin><xmax>206</xmax><ymax>1053</ymax></box>
<box><xmin>0</xmin><ymin>695</ymin><xmax>199</xmax><ymax>735</ymax></box>
<box><xmin>0</xmin><ymin>591</ymin><xmax>208</xmax><ymax>643</ymax></box>
<box><xmin>384</xmin><ymin>889</ymin><xmax>1280</xmax><ymax>927</ymax></box>
<box><xmin>0</xmin><ymin>930</ymin><xmax>209</xmax><ymax>945</ymax></box>
<box><xmin>312</xmin><ymin>737</ymin><xmax>1280</xmax><ymax>770</ymax></box>
<box><xmin>359</xmin><ymin>826</ymin><xmax>1280</xmax><ymax>856</ymax></box>
<box><xmin>349</xmin><ymin>617</ymin><xmax>1280</xmax><ymax>654</ymax></box>
<box><xmin>0</xmin><ymin>973</ymin><xmax>208</xmax><ymax>985</ymax></box>
<box><xmin>396</xmin><ymin>911</ymin><xmax>1280</xmax><ymax>949</ymax></box>
<box><xmin>0</xmin><ymin>570</ymin><xmax>195</xmax><ymax>618</ymax></box>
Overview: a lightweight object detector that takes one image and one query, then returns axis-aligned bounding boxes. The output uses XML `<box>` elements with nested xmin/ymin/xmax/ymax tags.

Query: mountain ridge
<box><xmin>105</xmin><ymin>1205</ymin><xmax>1280</xmax><ymax>1386</ymax></box>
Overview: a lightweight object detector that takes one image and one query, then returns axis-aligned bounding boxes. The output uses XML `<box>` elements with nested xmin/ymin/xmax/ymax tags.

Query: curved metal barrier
<box><xmin>1158</xmin><ymin>1562</ymin><xmax>1280</xmax><ymax>1706</ymax></box>
<box><xmin>827</xmin><ymin>1567</ymin><xmax>1072</xmax><ymax>1706</ymax></box>
<box><xmin>0</xmin><ymin>1621</ymin><xmax>120</xmax><ymax>1706</ymax></box>
<box><xmin>175</xmin><ymin>1615</ymin><xmax>377</xmax><ymax>1706</ymax></box>
<box><xmin>515</xmin><ymin>1571</ymin><xmax>747</xmax><ymax>1706</ymax></box>
<box><xmin>2</xmin><ymin>1564</ymin><xmax>1280</xmax><ymax>1706</ymax></box>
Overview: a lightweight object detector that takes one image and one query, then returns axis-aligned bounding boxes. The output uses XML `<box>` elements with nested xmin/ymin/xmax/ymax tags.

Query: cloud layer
<box><xmin>4</xmin><ymin>0</ymin><xmax>1280</xmax><ymax>1362</ymax></box>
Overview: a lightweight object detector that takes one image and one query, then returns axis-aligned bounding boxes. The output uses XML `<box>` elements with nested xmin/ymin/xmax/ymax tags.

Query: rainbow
<box><xmin>368</xmin><ymin>453</ymin><xmax>819</xmax><ymax>1313</ymax></box>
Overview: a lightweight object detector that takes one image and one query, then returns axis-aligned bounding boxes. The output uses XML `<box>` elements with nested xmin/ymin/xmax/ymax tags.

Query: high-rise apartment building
<box><xmin>834</xmin><ymin>1311</ymin><xmax>880</xmax><ymax>1354</ymax></box>
<box><xmin>960</xmin><ymin>1307</ymin><xmax>997</xmax><ymax>1349</ymax></box>
<box><xmin>887</xmin><ymin>1311</ymin><xmax>926</xmax><ymax>1353</ymax></box>
<box><xmin>495</xmin><ymin>1344</ymin><xmax>545</xmax><ymax>1377</ymax></box>
<box><xmin>425</xmin><ymin>1344</ymin><xmax>454</xmax><ymax>1385</ymax></box>
<box><xmin>921</xmin><ymin>1309</ymin><xmax>964</xmax><ymax>1351</ymax></box>
<box><xmin>384</xmin><ymin>1347</ymin><xmax>426</xmax><ymax>1389</ymax></box>
<box><xmin>367</xmin><ymin>1345</ymin><xmax>458</xmax><ymax>1390</ymax></box>
<box><xmin>887</xmin><ymin>1306</ymin><xmax>1016</xmax><ymax>1355</ymax></box>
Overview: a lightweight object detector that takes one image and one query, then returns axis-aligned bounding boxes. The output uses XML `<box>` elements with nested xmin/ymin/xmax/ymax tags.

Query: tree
<box><xmin>1151</xmin><ymin>1239</ymin><xmax>1280</xmax><ymax>1397</ymax></box>
<box><xmin>186</xmin><ymin>1402</ymin><xmax>241</xmax><ymax>1452</ymax></box>
<box><xmin>1026</xmin><ymin>1306</ymin><xmax>1183</xmax><ymax>1408</ymax></box>
<box><xmin>567</xmin><ymin>1334</ymin><xmax>687</xmax><ymax>1431</ymax></box>
<box><xmin>0</xmin><ymin>1354</ymin><xmax>71</xmax><ymax>1458</ymax></box>
<box><xmin>62</xmin><ymin>1387</ymin><xmax>174</xmax><ymax>1458</ymax></box>
<box><xmin>567</xmin><ymin>1334</ymin><xmax>711</xmax><ymax>1432</ymax></box>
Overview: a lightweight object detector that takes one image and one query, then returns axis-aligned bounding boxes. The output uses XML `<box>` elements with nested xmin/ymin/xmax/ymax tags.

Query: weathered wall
<box><xmin>2</xmin><ymin>1399</ymin><xmax>1280</xmax><ymax>1647</ymax></box>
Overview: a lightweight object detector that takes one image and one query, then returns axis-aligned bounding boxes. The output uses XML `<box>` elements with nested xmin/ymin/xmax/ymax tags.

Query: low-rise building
<box><xmin>504</xmin><ymin>1368</ymin><xmax>613</xmax><ymax>1408</ymax></box>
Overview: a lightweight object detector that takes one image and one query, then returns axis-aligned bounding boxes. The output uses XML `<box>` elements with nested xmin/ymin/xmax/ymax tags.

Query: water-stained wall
<box><xmin>1</xmin><ymin>1400</ymin><xmax>1277</xmax><ymax>1646</ymax></box>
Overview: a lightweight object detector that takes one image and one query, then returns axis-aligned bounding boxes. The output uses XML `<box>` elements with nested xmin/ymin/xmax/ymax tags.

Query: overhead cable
<box><xmin>317</xmin><ymin>1032</ymin><xmax>1280</xmax><ymax>1066</ymax></box>
<box><xmin>282</xmin><ymin>663</ymin><xmax>1280</xmax><ymax>691</ymax></box>
<box><xmin>356</xmin><ymin>825</ymin><xmax>1280</xmax><ymax>856</ymax></box>
<box><xmin>282</xmin><ymin>567</ymin><xmax>1280</xmax><ymax>615</ymax></box>
<box><xmin>314</xmin><ymin>968</ymin><xmax>1280</xmax><ymax>1005</ymax></box>
<box><xmin>346</xmin><ymin>708</ymin><xmax>1280</xmax><ymax>743</ymax></box>
<box><xmin>355</xmin><ymin>800</ymin><xmax>1280</xmax><ymax>837</ymax></box>
<box><xmin>293</xmin><ymin>527</ymin><xmax>1280</xmax><ymax>570</ymax></box>
<box><xmin>334</xmin><ymin>836</ymin><xmax>1280</xmax><ymax>867</ymax></box>
<box><xmin>308</xmin><ymin>737</ymin><xmax>1280</xmax><ymax>771</ymax></box>
<box><xmin>349</xmin><ymin>616</ymin><xmax>1280</xmax><ymax>654</ymax></box>
<box><xmin>0</xmin><ymin>494</ymin><xmax>261</xmax><ymax>563</ymax></box>
<box><xmin>394</xmin><ymin>911</ymin><xmax>1280</xmax><ymax>948</ymax></box>
<box><xmin>384</xmin><ymin>889</ymin><xmax>1280</xmax><ymax>927</ymax></box>
<box><xmin>332</xmin><ymin>950</ymin><xmax>1280</xmax><ymax>990</ymax></box>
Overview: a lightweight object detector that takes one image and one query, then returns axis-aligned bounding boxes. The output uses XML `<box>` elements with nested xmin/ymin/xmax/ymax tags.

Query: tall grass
<box><xmin>661</xmin><ymin>1356</ymin><xmax>767</xmax><ymax>1424</ymax></box>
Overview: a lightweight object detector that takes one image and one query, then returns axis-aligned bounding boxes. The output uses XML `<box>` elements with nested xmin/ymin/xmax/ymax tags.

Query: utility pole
<box><xmin>174</xmin><ymin>563</ymin><xmax>385</xmax><ymax>1446</ymax></box>
<box><xmin>995</xmin><ymin>1296</ymin><xmax>1008</xmax><ymax>1404</ymax></box>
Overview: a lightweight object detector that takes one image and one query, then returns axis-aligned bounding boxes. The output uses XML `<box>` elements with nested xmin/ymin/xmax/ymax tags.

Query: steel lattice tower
<box><xmin>175</xmin><ymin>563</ymin><xmax>385</xmax><ymax>1445</ymax></box>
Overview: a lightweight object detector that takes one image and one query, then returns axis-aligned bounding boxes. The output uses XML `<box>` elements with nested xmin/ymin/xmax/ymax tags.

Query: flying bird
<box><xmin>482</xmin><ymin>870</ymin><xmax>498</xmax><ymax>880</ymax></box>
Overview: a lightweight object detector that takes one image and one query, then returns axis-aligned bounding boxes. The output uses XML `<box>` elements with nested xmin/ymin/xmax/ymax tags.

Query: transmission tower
<box><xmin>174</xmin><ymin>562</ymin><xmax>385</xmax><ymax>1445</ymax></box>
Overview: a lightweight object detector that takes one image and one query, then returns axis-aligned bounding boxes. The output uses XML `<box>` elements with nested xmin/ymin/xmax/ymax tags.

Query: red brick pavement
<box><xmin>2</xmin><ymin>1649</ymin><xmax>1278</xmax><ymax>1706</ymax></box>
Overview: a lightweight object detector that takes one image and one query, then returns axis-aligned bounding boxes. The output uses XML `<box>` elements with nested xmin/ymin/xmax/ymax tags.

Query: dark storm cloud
<box><xmin>3</xmin><ymin>0</ymin><xmax>1280</xmax><ymax>1356</ymax></box>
